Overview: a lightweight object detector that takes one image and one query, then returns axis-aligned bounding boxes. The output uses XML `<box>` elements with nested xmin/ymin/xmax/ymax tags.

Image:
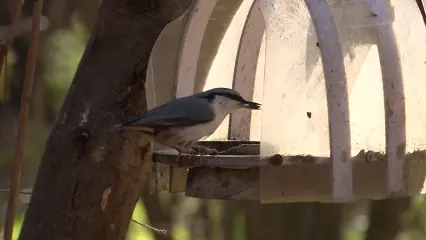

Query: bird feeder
<box><xmin>146</xmin><ymin>0</ymin><xmax>426</xmax><ymax>203</ymax></box>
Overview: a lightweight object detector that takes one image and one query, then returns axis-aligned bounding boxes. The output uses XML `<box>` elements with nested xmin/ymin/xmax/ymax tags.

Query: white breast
<box><xmin>155</xmin><ymin>96</ymin><xmax>242</xmax><ymax>146</ymax></box>
<box><xmin>179</xmin><ymin>96</ymin><xmax>240</xmax><ymax>142</ymax></box>
<box><xmin>179</xmin><ymin>115</ymin><xmax>226</xmax><ymax>142</ymax></box>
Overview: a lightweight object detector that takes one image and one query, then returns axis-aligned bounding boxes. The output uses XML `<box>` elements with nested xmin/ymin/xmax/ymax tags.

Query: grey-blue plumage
<box><xmin>110</xmin><ymin>87</ymin><xmax>261</xmax><ymax>153</ymax></box>
<box><xmin>111</xmin><ymin>95</ymin><xmax>215</xmax><ymax>131</ymax></box>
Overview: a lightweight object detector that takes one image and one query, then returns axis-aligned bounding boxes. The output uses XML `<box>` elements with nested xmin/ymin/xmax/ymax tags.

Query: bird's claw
<box><xmin>203</xmin><ymin>148</ymin><xmax>218</xmax><ymax>155</ymax></box>
<box><xmin>190</xmin><ymin>145</ymin><xmax>218</xmax><ymax>155</ymax></box>
<box><xmin>184</xmin><ymin>148</ymin><xmax>197</xmax><ymax>155</ymax></box>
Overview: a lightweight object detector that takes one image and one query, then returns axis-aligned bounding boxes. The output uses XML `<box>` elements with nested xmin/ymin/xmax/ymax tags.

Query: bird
<box><xmin>110</xmin><ymin>87</ymin><xmax>261</xmax><ymax>158</ymax></box>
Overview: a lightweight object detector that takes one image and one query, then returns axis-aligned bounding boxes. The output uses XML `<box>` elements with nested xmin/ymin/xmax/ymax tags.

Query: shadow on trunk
<box><xmin>19</xmin><ymin>0</ymin><xmax>195</xmax><ymax>239</ymax></box>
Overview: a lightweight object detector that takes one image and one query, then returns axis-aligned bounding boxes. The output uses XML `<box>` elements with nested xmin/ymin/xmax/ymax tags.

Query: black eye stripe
<box><xmin>202</xmin><ymin>93</ymin><xmax>215</xmax><ymax>102</ymax></box>
<box><xmin>200</xmin><ymin>92</ymin><xmax>246</xmax><ymax>103</ymax></box>
<box><xmin>217</xmin><ymin>93</ymin><xmax>246</xmax><ymax>102</ymax></box>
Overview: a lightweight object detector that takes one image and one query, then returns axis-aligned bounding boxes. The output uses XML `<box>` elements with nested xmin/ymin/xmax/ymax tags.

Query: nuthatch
<box><xmin>111</xmin><ymin>87</ymin><xmax>261</xmax><ymax>155</ymax></box>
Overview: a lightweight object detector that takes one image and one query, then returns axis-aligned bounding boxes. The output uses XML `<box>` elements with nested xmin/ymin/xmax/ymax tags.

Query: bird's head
<box><xmin>196</xmin><ymin>88</ymin><xmax>261</xmax><ymax>113</ymax></box>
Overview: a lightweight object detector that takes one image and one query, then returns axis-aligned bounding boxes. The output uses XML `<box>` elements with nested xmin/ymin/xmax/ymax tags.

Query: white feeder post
<box><xmin>304</xmin><ymin>0</ymin><xmax>353</xmax><ymax>201</ymax></box>
<box><xmin>150</xmin><ymin>0</ymin><xmax>426</xmax><ymax>203</ymax></box>
<box><xmin>229</xmin><ymin>0</ymin><xmax>265</xmax><ymax>141</ymax></box>
<box><xmin>170</xmin><ymin>0</ymin><xmax>220</xmax><ymax>192</ymax></box>
<box><xmin>363</xmin><ymin>0</ymin><xmax>406</xmax><ymax>196</ymax></box>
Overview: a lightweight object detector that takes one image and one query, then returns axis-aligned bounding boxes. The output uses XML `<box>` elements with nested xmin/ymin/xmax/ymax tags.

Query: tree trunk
<box><xmin>19</xmin><ymin>0</ymin><xmax>194</xmax><ymax>239</ymax></box>
<box><xmin>309</xmin><ymin>203</ymin><xmax>344</xmax><ymax>240</ymax></box>
<box><xmin>365</xmin><ymin>198</ymin><xmax>411</xmax><ymax>240</ymax></box>
<box><xmin>245</xmin><ymin>203</ymin><xmax>305</xmax><ymax>240</ymax></box>
<box><xmin>245</xmin><ymin>202</ymin><xmax>344</xmax><ymax>240</ymax></box>
<box><xmin>222</xmin><ymin>201</ymin><xmax>240</xmax><ymax>240</ymax></box>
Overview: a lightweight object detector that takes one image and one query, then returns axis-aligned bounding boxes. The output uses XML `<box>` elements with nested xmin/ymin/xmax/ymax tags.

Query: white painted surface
<box><xmin>203</xmin><ymin>0</ymin><xmax>255</xmax><ymax>140</ymax></box>
<box><xmin>230</xmin><ymin>0</ymin><xmax>265</xmax><ymax>141</ymax></box>
<box><xmin>258</xmin><ymin>0</ymin><xmax>426</xmax><ymax>158</ymax></box>
<box><xmin>147</xmin><ymin>0</ymin><xmax>426</xmax><ymax>166</ymax></box>
<box><xmin>176</xmin><ymin>0</ymin><xmax>219</xmax><ymax>98</ymax></box>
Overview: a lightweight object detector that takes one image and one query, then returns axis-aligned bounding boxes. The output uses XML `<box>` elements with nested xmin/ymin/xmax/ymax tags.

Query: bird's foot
<box><xmin>183</xmin><ymin>148</ymin><xmax>197</xmax><ymax>155</ymax></box>
<box><xmin>172</xmin><ymin>145</ymin><xmax>199</xmax><ymax>166</ymax></box>
<box><xmin>191</xmin><ymin>145</ymin><xmax>218</xmax><ymax>155</ymax></box>
<box><xmin>203</xmin><ymin>147</ymin><xmax>218</xmax><ymax>155</ymax></box>
<box><xmin>170</xmin><ymin>146</ymin><xmax>185</xmax><ymax>166</ymax></box>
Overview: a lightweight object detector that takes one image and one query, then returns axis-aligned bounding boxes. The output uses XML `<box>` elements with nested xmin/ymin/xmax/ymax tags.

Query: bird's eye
<box><xmin>203</xmin><ymin>94</ymin><xmax>215</xmax><ymax>102</ymax></box>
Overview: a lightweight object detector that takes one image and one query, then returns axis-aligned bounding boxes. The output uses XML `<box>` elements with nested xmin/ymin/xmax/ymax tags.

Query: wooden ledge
<box><xmin>154</xmin><ymin>141</ymin><xmax>398</xmax><ymax>168</ymax></box>
<box><xmin>184</xmin><ymin>151</ymin><xmax>426</xmax><ymax>203</ymax></box>
<box><xmin>153</xmin><ymin>141</ymin><xmax>426</xmax><ymax>202</ymax></box>
<box><xmin>153</xmin><ymin>140</ymin><xmax>261</xmax><ymax>168</ymax></box>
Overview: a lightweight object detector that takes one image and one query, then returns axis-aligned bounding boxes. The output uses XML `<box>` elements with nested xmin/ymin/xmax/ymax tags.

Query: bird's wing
<box><xmin>119</xmin><ymin>97</ymin><xmax>215</xmax><ymax>129</ymax></box>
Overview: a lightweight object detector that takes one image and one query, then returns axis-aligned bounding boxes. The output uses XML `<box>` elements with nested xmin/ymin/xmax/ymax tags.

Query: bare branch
<box><xmin>0</xmin><ymin>188</ymin><xmax>169</xmax><ymax>235</ymax></box>
<box><xmin>130</xmin><ymin>219</ymin><xmax>168</xmax><ymax>235</ymax></box>
<box><xmin>3</xmin><ymin>1</ymin><xmax>43</xmax><ymax>240</ymax></box>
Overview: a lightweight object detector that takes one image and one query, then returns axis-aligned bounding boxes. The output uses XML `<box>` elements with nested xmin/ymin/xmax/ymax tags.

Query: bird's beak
<box><xmin>243</xmin><ymin>101</ymin><xmax>261</xmax><ymax>110</ymax></box>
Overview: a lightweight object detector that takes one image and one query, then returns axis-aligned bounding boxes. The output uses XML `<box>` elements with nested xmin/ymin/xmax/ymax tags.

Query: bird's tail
<box><xmin>109</xmin><ymin>123</ymin><xmax>155</xmax><ymax>134</ymax></box>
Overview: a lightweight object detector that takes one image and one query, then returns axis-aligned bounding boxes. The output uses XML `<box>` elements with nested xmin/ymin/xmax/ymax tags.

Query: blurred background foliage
<box><xmin>0</xmin><ymin>0</ymin><xmax>426</xmax><ymax>239</ymax></box>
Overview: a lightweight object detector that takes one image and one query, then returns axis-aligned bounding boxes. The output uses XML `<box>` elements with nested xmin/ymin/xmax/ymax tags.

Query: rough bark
<box><xmin>19</xmin><ymin>0</ymin><xmax>194</xmax><ymax>239</ymax></box>
<box><xmin>365</xmin><ymin>198</ymin><xmax>411</xmax><ymax>240</ymax></box>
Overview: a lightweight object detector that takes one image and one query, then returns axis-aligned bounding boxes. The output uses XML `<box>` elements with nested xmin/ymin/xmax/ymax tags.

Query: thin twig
<box><xmin>130</xmin><ymin>219</ymin><xmax>168</xmax><ymax>235</ymax></box>
<box><xmin>217</xmin><ymin>144</ymin><xmax>255</xmax><ymax>154</ymax></box>
<box><xmin>415</xmin><ymin>0</ymin><xmax>426</xmax><ymax>28</ymax></box>
<box><xmin>3</xmin><ymin>1</ymin><xmax>43</xmax><ymax>240</ymax></box>
<box><xmin>190</xmin><ymin>143</ymin><xmax>255</xmax><ymax>155</ymax></box>
<box><xmin>1</xmin><ymin>52</ymin><xmax>8</xmax><ymax>101</ymax></box>
<box><xmin>0</xmin><ymin>188</ymin><xmax>169</xmax><ymax>235</ymax></box>
<box><xmin>0</xmin><ymin>189</ymin><xmax>32</xmax><ymax>195</ymax></box>
<box><xmin>0</xmin><ymin>0</ymin><xmax>23</xmax><ymax>74</ymax></box>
